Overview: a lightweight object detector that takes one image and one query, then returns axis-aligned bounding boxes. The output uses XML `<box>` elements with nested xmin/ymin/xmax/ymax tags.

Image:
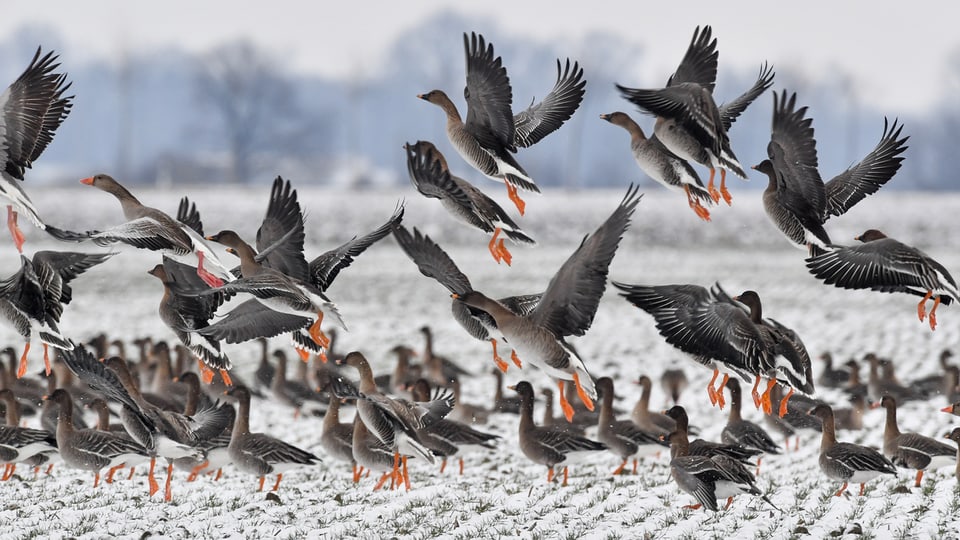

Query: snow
<box><xmin>1</xmin><ymin>185</ymin><xmax>959</xmax><ymax>539</ymax></box>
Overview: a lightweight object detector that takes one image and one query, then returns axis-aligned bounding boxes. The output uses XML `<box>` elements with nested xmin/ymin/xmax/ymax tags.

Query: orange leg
<box><xmin>706</xmin><ymin>169</ymin><xmax>720</xmax><ymax>203</ymax></box>
<box><xmin>683</xmin><ymin>185</ymin><xmax>711</xmax><ymax>221</ymax></box>
<box><xmin>164</xmin><ymin>463</ymin><xmax>174</xmax><ymax>501</ymax></box>
<box><xmin>439</xmin><ymin>459</ymin><xmax>447</xmax><ymax>474</ymax></box>
<box><xmin>917</xmin><ymin>290</ymin><xmax>933</xmax><ymax>322</ymax></box>
<box><xmin>271</xmin><ymin>473</ymin><xmax>283</xmax><ymax>492</ymax></box>
<box><xmin>491</xmin><ymin>339</ymin><xmax>508</xmax><ymax>373</ymax></box>
<box><xmin>706</xmin><ymin>369</ymin><xmax>719</xmax><ymax>406</ymax></box>
<box><xmin>683</xmin><ymin>503</ymin><xmax>702</xmax><ymax>510</ymax></box>
<box><xmin>1</xmin><ymin>463</ymin><xmax>14</xmax><ymax>481</ymax></box>
<box><xmin>188</xmin><ymin>460</ymin><xmax>209</xmax><ymax>482</ymax></box>
<box><xmin>778</xmin><ymin>387</ymin><xmax>795</xmax><ymax>418</ymax></box>
<box><xmin>93</xmin><ymin>472</ymin><xmax>101</xmax><ymax>488</ymax></box>
<box><xmin>214</xmin><ymin>468</ymin><xmax>223</xmax><ymax>481</ymax></box>
<box><xmin>402</xmin><ymin>456</ymin><xmax>410</xmax><ymax>491</ymax></box>
<box><xmin>195</xmin><ymin>250</ymin><xmax>225</xmax><ymax>288</ymax></box>
<box><xmin>928</xmin><ymin>296</ymin><xmax>942</xmax><ymax>331</ymax></box>
<box><xmin>572</xmin><ymin>372</ymin><xmax>595</xmax><ymax>412</ymax></box>
<box><xmin>719</xmin><ymin>169</ymin><xmax>732</xmax><ymax>206</ymax></box>
<box><xmin>724</xmin><ymin>497</ymin><xmax>734</xmax><ymax>510</ymax></box>
<box><xmin>352</xmin><ymin>464</ymin><xmax>362</xmax><ymax>483</ymax></box>
<box><xmin>547</xmin><ymin>467</ymin><xmax>554</xmax><ymax>483</ymax></box>
<box><xmin>199</xmin><ymin>363</ymin><xmax>214</xmax><ymax>385</ymax></box>
<box><xmin>760</xmin><ymin>379</ymin><xmax>778</xmax><ymax>415</ymax></box>
<box><xmin>219</xmin><ymin>370</ymin><xmax>233</xmax><ymax>387</ymax></box>
<box><xmin>147</xmin><ymin>458</ymin><xmax>160</xmax><ymax>496</ymax></box>
<box><xmin>7</xmin><ymin>206</ymin><xmax>25</xmax><ymax>253</ymax></box>
<box><xmin>510</xmin><ymin>350</ymin><xmax>522</xmax><ymax>369</ymax></box>
<box><xmin>632</xmin><ymin>459</ymin><xmax>638</xmax><ymax>474</ymax></box>
<box><xmin>505</xmin><ymin>182</ymin><xmax>526</xmax><ymax>216</ymax></box>
<box><xmin>562</xmin><ymin>466</ymin><xmax>569</xmax><ymax>487</ymax></box>
<box><xmin>612</xmin><ymin>459</ymin><xmax>627</xmax><ymax>476</ymax></box>
<box><xmin>835</xmin><ymin>482</ymin><xmax>848</xmax><ymax>497</ymax></box>
<box><xmin>496</xmin><ymin>238</ymin><xmax>513</xmax><ymax>266</ymax></box>
<box><xmin>257</xmin><ymin>476</ymin><xmax>266</xmax><ymax>492</ymax></box>
<box><xmin>42</xmin><ymin>344</ymin><xmax>51</xmax><ymax>376</ymax></box>
<box><xmin>16</xmin><ymin>342</ymin><xmax>30</xmax><ymax>379</ymax></box>
<box><xmin>715</xmin><ymin>373</ymin><xmax>729</xmax><ymax>410</ymax></box>
<box><xmin>458</xmin><ymin>458</ymin><xmax>464</xmax><ymax>476</ymax></box>
<box><xmin>488</xmin><ymin>228</ymin><xmax>504</xmax><ymax>264</ymax></box>
<box><xmin>46</xmin><ymin>464</ymin><xmax>54</xmax><ymax>475</ymax></box>
<box><xmin>127</xmin><ymin>466</ymin><xmax>136</xmax><ymax>481</ymax></box>
<box><xmin>858</xmin><ymin>483</ymin><xmax>866</xmax><ymax>496</ymax></box>
<box><xmin>391</xmin><ymin>452</ymin><xmax>400</xmax><ymax>491</ymax></box>
<box><xmin>105</xmin><ymin>465</ymin><xmax>123</xmax><ymax>484</ymax></box>
<box><xmin>309</xmin><ymin>312</ymin><xmax>330</xmax><ymax>348</ymax></box>
<box><xmin>373</xmin><ymin>471</ymin><xmax>391</xmax><ymax>491</ymax></box>
<box><xmin>557</xmin><ymin>380</ymin><xmax>575</xmax><ymax>422</ymax></box>
<box><xmin>751</xmin><ymin>375</ymin><xmax>762</xmax><ymax>409</ymax></box>
<box><xmin>755</xmin><ymin>457</ymin><xmax>762</xmax><ymax>477</ymax></box>
<box><xmin>915</xmin><ymin>470</ymin><xmax>924</xmax><ymax>487</ymax></box>
<box><xmin>318</xmin><ymin>351</ymin><xmax>328</xmax><ymax>364</ymax></box>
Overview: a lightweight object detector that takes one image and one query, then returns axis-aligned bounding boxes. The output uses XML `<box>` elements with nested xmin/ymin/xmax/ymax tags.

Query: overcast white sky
<box><xmin>3</xmin><ymin>0</ymin><xmax>958</xmax><ymax>114</ymax></box>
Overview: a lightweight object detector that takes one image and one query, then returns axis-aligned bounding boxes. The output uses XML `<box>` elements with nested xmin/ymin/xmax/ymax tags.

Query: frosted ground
<box><xmin>1</xmin><ymin>185</ymin><xmax>959</xmax><ymax>539</ymax></box>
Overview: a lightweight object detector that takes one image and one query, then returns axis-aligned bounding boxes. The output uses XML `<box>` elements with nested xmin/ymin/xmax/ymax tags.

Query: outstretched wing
<box><xmin>512</xmin><ymin>59</ymin><xmax>585</xmax><ymax>148</ymax></box>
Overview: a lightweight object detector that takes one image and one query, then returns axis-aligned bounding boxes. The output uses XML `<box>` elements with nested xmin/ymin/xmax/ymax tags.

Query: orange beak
<box><xmin>80</xmin><ymin>177</ymin><xmax>94</xmax><ymax>185</ymax></box>
<box><xmin>942</xmin><ymin>405</ymin><xmax>954</xmax><ymax>413</ymax></box>
<box><xmin>451</xmin><ymin>293</ymin><xmax>460</xmax><ymax>299</ymax></box>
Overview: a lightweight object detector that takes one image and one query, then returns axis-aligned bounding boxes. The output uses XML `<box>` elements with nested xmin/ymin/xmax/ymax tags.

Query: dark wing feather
<box><xmin>392</xmin><ymin>224</ymin><xmax>472</xmax><ymax>296</ymax></box>
<box><xmin>719</xmin><ymin>62</ymin><xmax>774</xmax><ymax>131</ymax></box>
<box><xmin>255</xmin><ymin>176</ymin><xmax>309</xmax><ymax>281</ymax></box>
<box><xmin>667</xmin><ymin>25</ymin><xmax>717</xmax><ymax>90</ymax></box>
<box><xmin>530</xmin><ymin>185</ymin><xmax>641</xmax><ymax>337</ymax></box>
<box><xmin>198</xmin><ymin>298</ymin><xmax>310</xmax><ymax>343</ymax></box>
<box><xmin>463</xmin><ymin>32</ymin><xmax>516</xmax><ymax>151</ymax></box>
<box><xmin>768</xmin><ymin>90</ymin><xmax>825</xmax><ymax>217</ymax></box>
<box><xmin>823</xmin><ymin>118</ymin><xmax>909</xmax><ymax>218</ymax></box>
<box><xmin>309</xmin><ymin>202</ymin><xmax>403</xmax><ymax>291</ymax></box>
<box><xmin>512</xmin><ymin>59</ymin><xmax>585</xmax><ymax>148</ymax></box>
<box><xmin>176</xmin><ymin>197</ymin><xmax>204</xmax><ymax>236</ymax></box>
<box><xmin>1</xmin><ymin>47</ymin><xmax>74</xmax><ymax>180</ymax></box>
<box><xmin>58</xmin><ymin>344</ymin><xmax>154</xmax><ymax>430</ymax></box>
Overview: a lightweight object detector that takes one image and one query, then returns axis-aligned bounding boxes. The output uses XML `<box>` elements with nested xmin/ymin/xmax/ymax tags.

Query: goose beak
<box><xmin>451</xmin><ymin>293</ymin><xmax>460</xmax><ymax>299</ymax></box>
<box><xmin>942</xmin><ymin>405</ymin><xmax>954</xmax><ymax>413</ymax></box>
<box><xmin>79</xmin><ymin>176</ymin><xmax>94</xmax><ymax>185</ymax></box>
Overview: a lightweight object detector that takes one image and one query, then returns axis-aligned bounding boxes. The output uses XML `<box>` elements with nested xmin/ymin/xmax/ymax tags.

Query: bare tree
<box><xmin>194</xmin><ymin>40</ymin><xmax>310</xmax><ymax>183</ymax></box>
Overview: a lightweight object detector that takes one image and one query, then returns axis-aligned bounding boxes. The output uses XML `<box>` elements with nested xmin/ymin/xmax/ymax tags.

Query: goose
<box><xmin>512</xmin><ymin>381</ymin><xmax>605</xmax><ymax>486</ymax></box>
<box><xmin>595</xmin><ymin>377</ymin><xmax>665</xmax><ymax>475</ymax></box>
<box><xmin>720</xmin><ymin>379</ymin><xmax>781</xmax><ymax>475</ymax></box>
<box><xmin>753</xmin><ymin>91</ymin><xmax>908</xmax><ymax>255</ymax></box>
<box><xmin>404</xmin><ymin>140</ymin><xmax>534</xmax><ymax>264</ymax></box>
<box><xmin>392</xmin><ymin>223</ymin><xmax>541</xmax><ymax>373</ymax></box>
<box><xmin>77</xmin><ymin>174</ymin><xmax>234</xmax><ymax>288</ymax></box>
<box><xmin>806</xmin><ymin>229</ymin><xmax>957</xmax><ymax>330</ymax></box>
<box><xmin>0</xmin><ymin>389</ymin><xmax>57</xmax><ymax>480</ymax></box>
<box><xmin>877</xmin><ymin>396</ymin><xmax>955</xmax><ymax>487</ymax></box>
<box><xmin>418</xmin><ymin>32</ymin><xmax>585</xmax><ymax>215</ymax></box>
<box><xmin>454</xmin><ymin>185</ymin><xmax>641</xmax><ymax>421</ymax></box>
<box><xmin>226</xmin><ymin>386</ymin><xmax>319</xmax><ymax>491</ymax></box>
<box><xmin>0</xmin><ymin>47</ymin><xmax>84</xmax><ymax>252</ymax></box>
<box><xmin>808</xmin><ymin>403</ymin><xmax>896</xmax><ymax>496</ymax></box>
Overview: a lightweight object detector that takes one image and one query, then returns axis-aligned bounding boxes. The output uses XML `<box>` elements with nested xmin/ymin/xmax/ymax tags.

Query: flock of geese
<box><xmin>0</xmin><ymin>25</ymin><xmax>959</xmax><ymax>513</ymax></box>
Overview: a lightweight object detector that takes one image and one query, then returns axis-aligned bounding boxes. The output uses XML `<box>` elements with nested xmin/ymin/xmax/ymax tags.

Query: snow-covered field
<box><xmin>1</xmin><ymin>184</ymin><xmax>959</xmax><ymax>539</ymax></box>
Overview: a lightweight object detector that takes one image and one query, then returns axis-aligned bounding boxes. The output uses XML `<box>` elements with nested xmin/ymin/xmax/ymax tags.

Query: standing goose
<box><xmin>0</xmin><ymin>250</ymin><xmax>112</xmax><ymax>377</ymax></box>
<box><xmin>615</xmin><ymin>26</ymin><xmax>770</xmax><ymax>205</ymax></box>
<box><xmin>631</xmin><ymin>375</ymin><xmax>681</xmax><ymax>437</ymax></box>
<box><xmin>335</xmin><ymin>351</ymin><xmax>454</xmax><ymax>490</ymax></box>
<box><xmin>753</xmin><ymin>91</ymin><xmax>908</xmax><ymax>255</ymax></box>
<box><xmin>0</xmin><ymin>389</ymin><xmax>57</xmax><ymax>480</ymax></box>
<box><xmin>204</xmin><ymin>229</ymin><xmax>346</xmax><ymax>348</ymax></box>
<box><xmin>404</xmin><ymin>140</ymin><xmax>534</xmax><ymax>264</ymax></box>
<box><xmin>227</xmin><ymin>386</ymin><xmax>319</xmax><ymax>491</ymax></box>
<box><xmin>664</xmin><ymin>425</ymin><xmax>775</xmax><ymax>512</ymax></box>
<box><xmin>351</xmin><ymin>415</ymin><xmax>402</xmax><ymax>491</ymax></box>
<box><xmin>817</xmin><ymin>352</ymin><xmax>850</xmax><ymax>389</ymax></box>
<box><xmin>763</xmin><ymin>383</ymin><xmax>823</xmax><ymax>451</ymax></box>
<box><xmin>45</xmin><ymin>388</ymin><xmax>150</xmax><ymax>488</ymax></box>
<box><xmin>661</xmin><ymin>369</ymin><xmax>689</xmax><ymax>406</ymax></box>
<box><xmin>663</xmin><ymin>406</ymin><xmax>761</xmax><ymax>465</ymax></box>
<box><xmin>319</xmin><ymin>386</ymin><xmax>358</xmax><ymax>481</ymax></box>
<box><xmin>0</xmin><ymin>47</ymin><xmax>84</xmax><ymax>252</ymax></box>
<box><xmin>455</xmin><ymin>186</ymin><xmax>641</xmax><ymax>421</ymax></box>
<box><xmin>595</xmin><ymin>377</ymin><xmax>665</xmax><ymax>475</ymax></box>
<box><xmin>270</xmin><ymin>350</ymin><xmax>325</xmax><ymax>418</ymax></box>
<box><xmin>408</xmin><ymin>379</ymin><xmax>500</xmax><ymax>475</ymax></box>
<box><xmin>77</xmin><ymin>174</ymin><xmax>233</xmax><ymax>287</ymax></box>
<box><xmin>392</xmin><ymin>224</ymin><xmax>541</xmax><ymax>373</ymax></box>
<box><xmin>806</xmin><ymin>229</ymin><xmax>958</xmax><ymax>330</ymax></box>
<box><xmin>418</xmin><ymin>32</ymin><xmax>585</xmax><ymax>215</ymax></box>
<box><xmin>808</xmin><ymin>403</ymin><xmax>897</xmax><ymax>496</ymax></box>
<box><xmin>721</xmin><ymin>379</ymin><xmax>781</xmax><ymax>475</ymax></box>
<box><xmin>877</xmin><ymin>396</ymin><xmax>955</xmax><ymax>487</ymax></box>
<box><xmin>512</xmin><ymin>381</ymin><xmax>606</xmax><ymax>486</ymax></box>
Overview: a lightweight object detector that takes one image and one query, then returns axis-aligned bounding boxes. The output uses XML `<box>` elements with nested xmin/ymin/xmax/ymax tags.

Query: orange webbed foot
<box><xmin>778</xmin><ymin>387</ymin><xmax>794</xmax><ymax>418</ymax></box>
<box><xmin>557</xmin><ymin>381</ymin><xmax>575</xmax><ymax>422</ymax></box>
<box><xmin>510</xmin><ymin>350</ymin><xmax>522</xmax><ymax>369</ymax></box>
<box><xmin>16</xmin><ymin>342</ymin><xmax>29</xmax><ymax>379</ymax></box>
<box><xmin>572</xmin><ymin>372</ymin><xmax>594</xmax><ymax>412</ymax></box>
